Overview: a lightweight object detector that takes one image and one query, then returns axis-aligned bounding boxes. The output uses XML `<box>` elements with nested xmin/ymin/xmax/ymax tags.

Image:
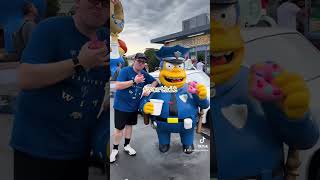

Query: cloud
<box><xmin>118</xmin><ymin>0</ymin><xmax>210</xmax><ymax>56</ymax></box>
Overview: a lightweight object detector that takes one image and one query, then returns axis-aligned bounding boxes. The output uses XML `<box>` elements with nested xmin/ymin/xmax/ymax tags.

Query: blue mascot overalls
<box><xmin>140</xmin><ymin>45</ymin><xmax>209</xmax><ymax>153</ymax></box>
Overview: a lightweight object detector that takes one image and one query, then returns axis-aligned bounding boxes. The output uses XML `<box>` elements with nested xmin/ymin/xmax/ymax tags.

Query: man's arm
<box><xmin>150</xmin><ymin>80</ymin><xmax>158</xmax><ymax>87</ymax></box>
<box><xmin>19</xmin><ymin>42</ymin><xmax>108</xmax><ymax>90</ymax></box>
<box><xmin>115</xmin><ymin>80</ymin><xmax>134</xmax><ymax>90</ymax></box>
<box><xmin>19</xmin><ymin>19</ymin><xmax>108</xmax><ymax>90</ymax></box>
<box><xmin>18</xmin><ymin>60</ymin><xmax>74</xmax><ymax>89</ymax></box>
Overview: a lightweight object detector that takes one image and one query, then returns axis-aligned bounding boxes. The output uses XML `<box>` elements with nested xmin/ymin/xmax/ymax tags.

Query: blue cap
<box><xmin>155</xmin><ymin>45</ymin><xmax>189</xmax><ymax>64</ymax></box>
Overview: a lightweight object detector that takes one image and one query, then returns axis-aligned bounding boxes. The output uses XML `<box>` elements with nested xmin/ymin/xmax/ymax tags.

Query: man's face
<box><xmin>76</xmin><ymin>0</ymin><xmax>109</xmax><ymax>28</ymax></box>
<box><xmin>133</xmin><ymin>59</ymin><xmax>146</xmax><ymax>71</ymax></box>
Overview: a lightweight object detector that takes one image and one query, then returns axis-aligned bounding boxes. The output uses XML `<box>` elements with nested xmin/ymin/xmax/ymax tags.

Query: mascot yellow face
<box><xmin>159</xmin><ymin>62</ymin><xmax>186</xmax><ymax>89</ymax></box>
<box><xmin>211</xmin><ymin>2</ymin><xmax>245</xmax><ymax>85</ymax></box>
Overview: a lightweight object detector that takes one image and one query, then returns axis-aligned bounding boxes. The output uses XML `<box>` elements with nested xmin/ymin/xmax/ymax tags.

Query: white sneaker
<box><xmin>124</xmin><ymin>144</ymin><xmax>136</xmax><ymax>156</ymax></box>
<box><xmin>110</xmin><ymin>149</ymin><xmax>119</xmax><ymax>163</ymax></box>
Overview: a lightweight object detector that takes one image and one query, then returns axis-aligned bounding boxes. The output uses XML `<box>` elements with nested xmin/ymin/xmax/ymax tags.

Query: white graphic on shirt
<box><xmin>81</xmin><ymin>86</ymin><xmax>89</xmax><ymax>98</ymax></box>
<box><xmin>62</xmin><ymin>91</ymin><xmax>74</xmax><ymax>102</ymax></box>
<box><xmin>70</xmin><ymin>112</ymin><xmax>82</xmax><ymax>120</ymax></box>
<box><xmin>92</xmin><ymin>100</ymin><xmax>99</xmax><ymax>107</ymax></box>
<box><xmin>64</xmin><ymin>49</ymin><xmax>108</xmax><ymax>121</ymax></box>
<box><xmin>221</xmin><ymin>104</ymin><xmax>248</xmax><ymax>129</ymax></box>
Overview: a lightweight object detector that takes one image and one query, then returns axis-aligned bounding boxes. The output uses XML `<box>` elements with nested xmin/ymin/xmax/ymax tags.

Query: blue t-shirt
<box><xmin>113</xmin><ymin>66</ymin><xmax>155</xmax><ymax>112</ymax></box>
<box><xmin>10</xmin><ymin>16</ymin><xmax>108</xmax><ymax>160</ymax></box>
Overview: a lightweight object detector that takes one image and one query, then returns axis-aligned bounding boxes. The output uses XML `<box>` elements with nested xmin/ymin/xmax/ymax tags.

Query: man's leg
<box><xmin>113</xmin><ymin>128</ymin><xmax>124</xmax><ymax>149</ymax></box>
<box><xmin>110</xmin><ymin>109</ymin><xmax>127</xmax><ymax>162</ymax></box>
<box><xmin>123</xmin><ymin>111</ymin><xmax>138</xmax><ymax>156</ymax></box>
<box><xmin>124</xmin><ymin>125</ymin><xmax>133</xmax><ymax>140</ymax></box>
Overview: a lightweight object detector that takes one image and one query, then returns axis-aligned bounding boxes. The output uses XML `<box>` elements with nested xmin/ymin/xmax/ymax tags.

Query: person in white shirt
<box><xmin>277</xmin><ymin>0</ymin><xmax>302</xmax><ymax>29</ymax></box>
<box><xmin>196</xmin><ymin>60</ymin><xmax>205</xmax><ymax>71</ymax></box>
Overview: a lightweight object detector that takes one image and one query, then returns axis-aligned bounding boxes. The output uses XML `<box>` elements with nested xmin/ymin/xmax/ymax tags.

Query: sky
<box><xmin>119</xmin><ymin>0</ymin><xmax>210</xmax><ymax>56</ymax></box>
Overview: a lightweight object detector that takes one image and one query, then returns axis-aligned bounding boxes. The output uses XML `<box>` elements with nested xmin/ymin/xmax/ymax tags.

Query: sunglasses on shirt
<box><xmin>88</xmin><ymin>0</ymin><xmax>108</xmax><ymax>8</ymax></box>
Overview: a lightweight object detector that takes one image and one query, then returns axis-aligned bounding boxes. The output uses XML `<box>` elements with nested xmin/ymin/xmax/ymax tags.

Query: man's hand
<box><xmin>142</xmin><ymin>90</ymin><xmax>151</xmax><ymax>97</ymax></box>
<box><xmin>274</xmin><ymin>72</ymin><xmax>310</xmax><ymax>119</ymax></box>
<box><xmin>78</xmin><ymin>42</ymin><xmax>108</xmax><ymax>70</ymax></box>
<box><xmin>143</xmin><ymin>102</ymin><xmax>154</xmax><ymax>114</ymax></box>
<box><xmin>196</xmin><ymin>83</ymin><xmax>207</xmax><ymax>100</ymax></box>
<box><xmin>134</xmin><ymin>74</ymin><xmax>145</xmax><ymax>84</ymax></box>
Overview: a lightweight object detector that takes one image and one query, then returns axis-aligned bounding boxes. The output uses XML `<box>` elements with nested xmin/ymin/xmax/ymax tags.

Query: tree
<box><xmin>123</xmin><ymin>56</ymin><xmax>129</xmax><ymax>67</ymax></box>
<box><xmin>197</xmin><ymin>52</ymin><xmax>205</xmax><ymax>62</ymax></box>
<box><xmin>45</xmin><ymin>0</ymin><xmax>60</xmax><ymax>18</ymax></box>
<box><xmin>144</xmin><ymin>48</ymin><xmax>159</xmax><ymax>72</ymax></box>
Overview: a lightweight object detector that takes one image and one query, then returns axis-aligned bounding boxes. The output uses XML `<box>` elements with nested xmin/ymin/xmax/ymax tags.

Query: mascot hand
<box><xmin>143</xmin><ymin>102</ymin><xmax>154</xmax><ymax>114</ymax></box>
<box><xmin>196</xmin><ymin>83</ymin><xmax>207</xmax><ymax>100</ymax></box>
<box><xmin>274</xmin><ymin>72</ymin><xmax>310</xmax><ymax>119</ymax></box>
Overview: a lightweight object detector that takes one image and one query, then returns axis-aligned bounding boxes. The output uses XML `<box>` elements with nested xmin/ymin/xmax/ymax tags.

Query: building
<box><xmin>151</xmin><ymin>13</ymin><xmax>210</xmax><ymax>63</ymax></box>
<box><xmin>57</xmin><ymin>0</ymin><xmax>75</xmax><ymax>16</ymax></box>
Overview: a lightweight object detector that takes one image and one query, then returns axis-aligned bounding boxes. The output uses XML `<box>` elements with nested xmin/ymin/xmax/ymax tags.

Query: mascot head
<box><xmin>156</xmin><ymin>45</ymin><xmax>189</xmax><ymax>89</ymax></box>
<box><xmin>211</xmin><ymin>0</ymin><xmax>245</xmax><ymax>85</ymax></box>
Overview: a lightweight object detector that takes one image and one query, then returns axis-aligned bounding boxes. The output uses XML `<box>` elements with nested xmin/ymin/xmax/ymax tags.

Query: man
<box><xmin>13</xmin><ymin>1</ymin><xmax>38</xmax><ymax>58</ymax></box>
<box><xmin>277</xmin><ymin>0</ymin><xmax>303</xmax><ymax>29</ymax></box>
<box><xmin>196</xmin><ymin>59</ymin><xmax>205</xmax><ymax>71</ymax></box>
<box><xmin>10</xmin><ymin>0</ymin><xmax>109</xmax><ymax>180</ymax></box>
<box><xmin>110</xmin><ymin>53</ymin><xmax>158</xmax><ymax>163</ymax></box>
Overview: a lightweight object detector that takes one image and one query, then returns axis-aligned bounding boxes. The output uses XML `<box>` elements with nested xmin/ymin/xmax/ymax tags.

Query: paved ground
<box><xmin>110</xmin><ymin>98</ymin><xmax>211</xmax><ymax>180</ymax></box>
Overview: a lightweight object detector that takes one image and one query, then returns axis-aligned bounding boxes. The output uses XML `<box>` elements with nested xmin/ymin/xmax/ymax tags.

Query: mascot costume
<box><xmin>110</xmin><ymin>0</ymin><xmax>125</xmax><ymax>79</ymax></box>
<box><xmin>140</xmin><ymin>45</ymin><xmax>209</xmax><ymax>154</ymax></box>
<box><xmin>211</xmin><ymin>0</ymin><xmax>319</xmax><ymax>180</ymax></box>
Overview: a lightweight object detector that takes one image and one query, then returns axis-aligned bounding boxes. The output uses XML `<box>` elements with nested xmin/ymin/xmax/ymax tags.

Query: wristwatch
<box><xmin>132</xmin><ymin>79</ymin><xmax>137</xmax><ymax>86</ymax></box>
<box><xmin>72</xmin><ymin>56</ymin><xmax>84</xmax><ymax>74</ymax></box>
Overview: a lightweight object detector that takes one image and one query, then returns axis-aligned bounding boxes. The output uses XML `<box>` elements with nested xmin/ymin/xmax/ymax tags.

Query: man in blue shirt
<box><xmin>10</xmin><ymin>0</ymin><xmax>109</xmax><ymax>180</ymax></box>
<box><xmin>110</xmin><ymin>53</ymin><xmax>158</xmax><ymax>163</ymax></box>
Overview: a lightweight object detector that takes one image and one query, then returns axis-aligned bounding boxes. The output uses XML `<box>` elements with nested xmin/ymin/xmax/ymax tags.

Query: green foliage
<box><xmin>197</xmin><ymin>52</ymin><xmax>205</xmax><ymax>62</ymax></box>
<box><xmin>144</xmin><ymin>48</ymin><xmax>159</xmax><ymax>72</ymax></box>
<box><xmin>45</xmin><ymin>0</ymin><xmax>60</xmax><ymax>18</ymax></box>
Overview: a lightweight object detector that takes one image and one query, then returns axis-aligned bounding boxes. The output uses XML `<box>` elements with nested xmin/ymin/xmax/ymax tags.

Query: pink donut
<box><xmin>188</xmin><ymin>81</ymin><xmax>198</xmax><ymax>94</ymax></box>
<box><xmin>249</xmin><ymin>61</ymin><xmax>284</xmax><ymax>102</ymax></box>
